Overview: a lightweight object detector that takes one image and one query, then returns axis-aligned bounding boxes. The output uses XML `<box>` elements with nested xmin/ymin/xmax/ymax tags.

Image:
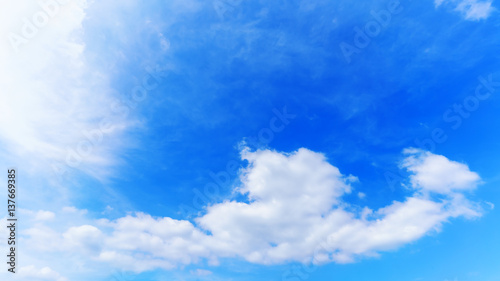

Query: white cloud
<box><xmin>20</xmin><ymin>148</ymin><xmax>485</xmax><ymax>273</ymax></box>
<box><xmin>0</xmin><ymin>0</ymin><xmax>133</xmax><ymax>184</ymax></box>
<box><xmin>486</xmin><ymin>202</ymin><xmax>495</xmax><ymax>210</ymax></box>
<box><xmin>35</xmin><ymin>210</ymin><xmax>56</xmax><ymax>221</ymax></box>
<box><xmin>18</xmin><ymin>265</ymin><xmax>68</xmax><ymax>281</ymax></box>
<box><xmin>357</xmin><ymin>192</ymin><xmax>366</xmax><ymax>199</ymax></box>
<box><xmin>63</xmin><ymin>225</ymin><xmax>104</xmax><ymax>253</ymax></box>
<box><xmin>62</xmin><ymin>206</ymin><xmax>88</xmax><ymax>215</ymax></box>
<box><xmin>401</xmin><ymin>148</ymin><xmax>481</xmax><ymax>194</ymax></box>
<box><xmin>24</xmin><ymin>224</ymin><xmax>66</xmax><ymax>252</ymax></box>
<box><xmin>196</xmin><ymin>148</ymin><xmax>355</xmax><ymax>264</ymax></box>
<box><xmin>435</xmin><ymin>0</ymin><xmax>495</xmax><ymax>20</ymax></box>
<box><xmin>158</xmin><ymin>32</ymin><xmax>171</xmax><ymax>51</ymax></box>
<box><xmin>99</xmin><ymin>213</ymin><xmax>214</xmax><ymax>271</ymax></box>
<box><xmin>191</xmin><ymin>269</ymin><xmax>213</xmax><ymax>276</ymax></box>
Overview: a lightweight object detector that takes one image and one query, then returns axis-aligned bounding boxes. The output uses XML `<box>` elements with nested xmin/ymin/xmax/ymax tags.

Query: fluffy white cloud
<box><xmin>20</xmin><ymin>147</ymin><xmax>484</xmax><ymax>274</ymax></box>
<box><xmin>99</xmin><ymin>213</ymin><xmax>214</xmax><ymax>270</ymax></box>
<box><xmin>435</xmin><ymin>0</ymin><xmax>495</xmax><ymax>20</ymax></box>
<box><xmin>34</xmin><ymin>210</ymin><xmax>56</xmax><ymax>221</ymax></box>
<box><xmin>401</xmin><ymin>148</ymin><xmax>481</xmax><ymax>194</ymax></box>
<box><xmin>196</xmin><ymin>148</ymin><xmax>356</xmax><ymax>264</ymax></box>
<box><xmin>63</xmin><ymin>225</ymin><xmax>104</xmax><ymax>254</ymax></box>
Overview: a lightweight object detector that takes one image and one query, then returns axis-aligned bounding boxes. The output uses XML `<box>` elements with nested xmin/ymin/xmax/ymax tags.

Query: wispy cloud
<box><xmin>435</xmin><ymin>0</ymin><xmax>495</xmax><ymax>20</ymax></box>
<box><xmin>0</xmin><ymin>0</ymin><xmax>133</xmax><ymax>182</ymax></box>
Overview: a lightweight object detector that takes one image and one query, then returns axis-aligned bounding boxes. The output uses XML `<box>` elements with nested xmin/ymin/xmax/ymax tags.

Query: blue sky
<box><xmin>1</xmin><ymin>0</ymin><xmax>500</xmax><ymax>280</ymax></box>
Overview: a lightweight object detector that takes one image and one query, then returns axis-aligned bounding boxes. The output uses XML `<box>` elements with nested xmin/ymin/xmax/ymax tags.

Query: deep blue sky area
<box><xmin>83</xmin><ymin>0</ymin><xmax>500</xmax><ymax>214</ymax></box>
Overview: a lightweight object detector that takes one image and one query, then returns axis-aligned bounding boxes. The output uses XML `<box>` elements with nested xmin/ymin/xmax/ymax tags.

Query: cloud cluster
<box><xmin>19</xmin><ymin>148</ymin><xmax>484</xmax><ymax>275</ymax></box>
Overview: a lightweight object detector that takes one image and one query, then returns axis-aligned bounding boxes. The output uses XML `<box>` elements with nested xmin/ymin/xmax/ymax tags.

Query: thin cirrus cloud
<box><xmin>18</xmin><ymin>147</ymin><xmax>484</xmax><ymax>276</ymax></box>
<box><xmin>435</xmin><ymin>0</ymin><xmax>495</xmax><ymax>20</ymax></box>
